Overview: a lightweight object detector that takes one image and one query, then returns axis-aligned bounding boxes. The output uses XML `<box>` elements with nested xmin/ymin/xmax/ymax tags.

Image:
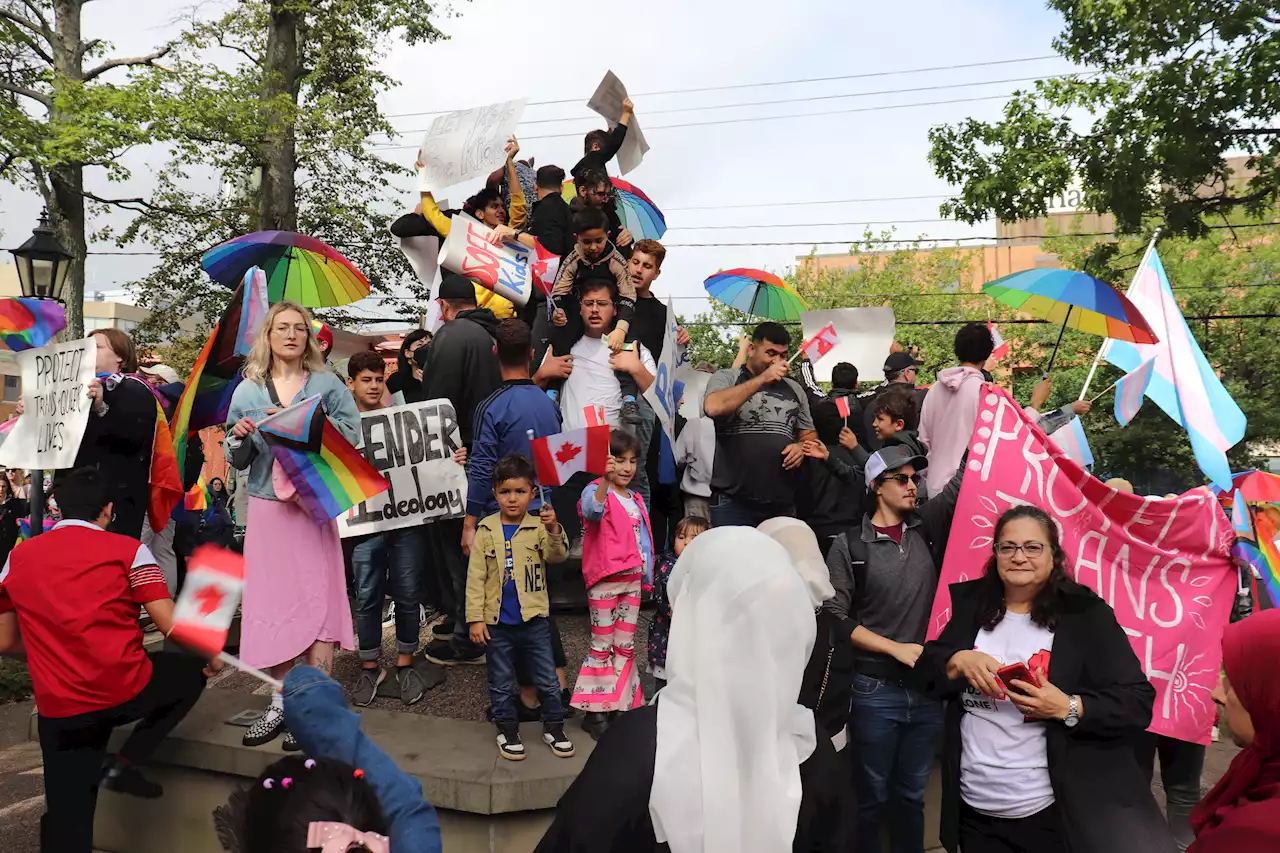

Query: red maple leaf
<box><xmin>555</xmin><ymin>441</ymin><xmax>583</xmax><ymax>465</ymax></box>
<box><xmin>193</xmin><ymin>585</ymin><xmax>226</xmax><ymax>617</ymax></box>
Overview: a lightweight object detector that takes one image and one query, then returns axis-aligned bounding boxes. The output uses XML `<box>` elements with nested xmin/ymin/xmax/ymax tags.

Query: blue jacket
<box><xmin>466</xmin><ymin>379</ymin><xmax>561</xmax><ymax>518</ymax></box>
<box><xmin>283</xmin><ymin>666</ymin><xmax>442</xmax><ymax>853</ymax></box>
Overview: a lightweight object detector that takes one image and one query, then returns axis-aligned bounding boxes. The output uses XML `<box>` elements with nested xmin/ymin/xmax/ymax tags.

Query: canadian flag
<box><xmin>169</xmin><ymin>546</ymin><xmax>245</xmax><ymax>658</ymax></box>
<box><xmin>799</xmin><ymin>323</ymin><xmax>840</xmax><ymax>363</ymax></box>
<box><xmin>988</xmin><ymin>321</ymin><xmax>1010</xmax><ymax>361</ymax></box>
<box><xmin>834</xmin><ymin>396</ymin><xmax>852</xmax><ymax>419</ymax></box>
<box><xmin>531</xmin><ymin>238</ymin><xmax>560</xmax><ymax>296</ymax></box>
<box><xmin>530</xmin><ymin>425</ymin><xmax>611</xmax><ymax>487</ymax></box>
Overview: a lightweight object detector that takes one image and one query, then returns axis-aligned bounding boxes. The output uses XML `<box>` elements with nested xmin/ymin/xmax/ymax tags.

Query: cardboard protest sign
<box><xmin>416</xmin><ymin>98</ymin><xmax>527</xmax><ymax>193</ymax></box>
<box><xmin>438</xmin><ymin>211</ymin><xmax>536</xmax><ymax>306</ymax></box>
<box><xmin>588</xmin><ymin>71</ymin><xmax>649</xmax><ymax>175</ymax></box>
<box><xmin>800</xmin><ymin>307</ymin><xmax>896</xmax><ymax>382</ymax></box>
<box><xmin>337</xmin><ymin>399</ymin><xmax>468</xmax><ymax>537</ymax></box>
<box><xmin>0</xmin><ymin>336</ymin><xmax>97</xmax><ymax>470</ymax></box>
<box><xmin>929</xmin><ymin>386</ymin><xmax>1235</xmax><ymax>744</ymax></box>
<box><xmin>642</xmin><ymin>300</ymin><xmax>680</xmax><ymax>445</ymax></box>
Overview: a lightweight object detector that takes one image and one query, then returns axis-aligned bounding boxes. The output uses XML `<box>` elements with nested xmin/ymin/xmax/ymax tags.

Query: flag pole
<box><xmin>526</xmin><ymin>429</ymin><xmax>548</xmax><ymax>507</ymax></box>
<box><xmin>1087</xmin><ymin>377</ymin><xmax>1121</xmax><ymax>405</ymax></box>
<box><xmin>1078</xmin><ymin>229</ymin><xmax>1160</xmax><ymax>400</ymax></box>
<box><xmin>217</xmin><ymin>651</ymin><xmax>284</xmax><ymax>691</ymax></box>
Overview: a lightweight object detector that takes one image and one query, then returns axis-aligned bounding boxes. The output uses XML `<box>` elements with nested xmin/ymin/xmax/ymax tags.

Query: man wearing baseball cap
<box><xmin>823</xmin><ymin>444</ymin><xmax>966</xmax><ymax>853</ymax></box>
<box><xmin>861</xmin><ymin>351</ymin><xmax>926</xmax><ymax>453</ymax></box>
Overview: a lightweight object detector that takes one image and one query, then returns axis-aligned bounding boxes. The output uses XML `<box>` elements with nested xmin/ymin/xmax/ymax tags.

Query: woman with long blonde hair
<box><xmin>225</xmin><ymin>301</ymin><xmax>361</xmax><ymax>751</ymax></box>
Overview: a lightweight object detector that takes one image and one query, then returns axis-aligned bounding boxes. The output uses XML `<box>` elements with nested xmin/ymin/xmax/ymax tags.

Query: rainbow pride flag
<box><xmin>256</xmin><ymin>395</ymin><xmax>388</xmax><ymax>525</ymax></box>
<box><xmin>1231</xmin><ymin>490</ymin><xmax>1279</xmax><ymax>610</ymax></box>
<box><xmin>184</xmin><ymin>473</ymin><xmax>213</xmax><ymax>513</ymax></box>
<box><xmin>0</xmin><ymin>298</ymin><xmax>66</xmax><ymax>351</ymax></box>
<box><xmin>148</xmin><ymin>397</ymin><xmax>185</xmax><ymax>531</ymax></box>
<box><xmin>172</xmin><ymin>267</ymin><xmax>269</xmax><ymax>464</ymax></box>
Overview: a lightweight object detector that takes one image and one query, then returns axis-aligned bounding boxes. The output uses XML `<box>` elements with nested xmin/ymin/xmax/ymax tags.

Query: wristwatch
<box><xmin>1064</xmin><ymin>694</ymin><xmax>1080</xmax><ymax>728</ymax></box>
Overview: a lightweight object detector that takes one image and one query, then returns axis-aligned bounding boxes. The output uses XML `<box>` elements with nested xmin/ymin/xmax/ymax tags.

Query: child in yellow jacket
<box><xmin>465</xmin><ymin>455</ymin><xmax>572</xmax><ymax>761</ymax></box>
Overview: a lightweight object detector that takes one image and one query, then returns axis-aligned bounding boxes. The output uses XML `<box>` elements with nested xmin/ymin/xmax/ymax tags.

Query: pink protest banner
<box><xmin>928</xmin><ymin>386</ymin><xmax>1235</xmax><ymax>745</ymax></box>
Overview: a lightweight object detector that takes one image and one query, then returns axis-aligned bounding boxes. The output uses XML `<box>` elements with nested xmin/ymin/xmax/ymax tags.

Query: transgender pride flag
<box><xmin>1113</xmin><ymin>358</ymin><xmax>1155</xmax><ymax>427</ymax></box>
<box><xmin>1099</xmin><ymin>247</ymin><xmax>1245</xmax><ymax>489</ymax></box>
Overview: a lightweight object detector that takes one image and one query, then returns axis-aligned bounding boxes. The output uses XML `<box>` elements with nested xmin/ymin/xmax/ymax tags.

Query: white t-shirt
<box><xmin>560</xmin><ymin>336</ymin><xmax>656</xmax><ymax>432</ymax></box>
<box><xmin>959</xmin><ymin>610</ymin><xmax>1057</xmax><ymax>819</ymax></box>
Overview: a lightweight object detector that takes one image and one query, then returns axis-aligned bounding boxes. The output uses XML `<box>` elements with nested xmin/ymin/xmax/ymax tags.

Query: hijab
<box><xmin>650</xmin><ymin>527</ymin><xmax>818</xmax><ymax>853</ymax></box>
<box><xmin>757</xmin><ymin>517</ymin><xmax>834</xmax><ymax>608</ymax></box>
<box><xmin>1189</xmin><ymin>609</ymin><xmax>1280</xmax><ymax>851</ymax></box>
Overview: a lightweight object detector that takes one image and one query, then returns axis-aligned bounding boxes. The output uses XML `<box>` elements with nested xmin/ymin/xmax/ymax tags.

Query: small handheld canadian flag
<box><xmin>530</xmin><ymin>425</ymin><xmax>611</xmax><ymax>487</ymax></box>
<box><xmin>988</xmin><ymin>321</ymin><xmax>1010</xmax><ymax>361</ymax></box>
<box><xmin>796</xmin><ymin>323</ymin><xmax>840</xmax><ymax>364</ymax></box>
<box><xmin>834</xmin><ymin>396</ymin><xmax>852</xmax><ymax>420</ymax></box>
<box><xmin>170</xmin><ymin>545</ymin><xmax>244</xmax><ymax>658</ymax></box>
<box><xmin>531</xmin><ymin>238</ymin><xmax>561</xmax><ymax>296</ymax></box>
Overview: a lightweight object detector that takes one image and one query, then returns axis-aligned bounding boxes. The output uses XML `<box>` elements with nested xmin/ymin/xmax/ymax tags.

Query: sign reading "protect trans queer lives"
<box><xmin>337</xmin><ymin>399</ymin><xmax>468</xmax><ymax>537</ymax></box>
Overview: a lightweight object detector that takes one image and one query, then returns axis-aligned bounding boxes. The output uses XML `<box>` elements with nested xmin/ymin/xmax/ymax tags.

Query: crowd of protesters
<box><xmin>0</xmin><ymin>99</ymin><xmax>1276</xmax><ymax>853</ymax></box>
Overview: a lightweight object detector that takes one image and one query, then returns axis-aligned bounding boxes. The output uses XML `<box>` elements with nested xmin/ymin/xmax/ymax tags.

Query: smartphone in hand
<box><xmin>996</xmin><ymin>662</ymin><xmax>1037</xmax><ymax>691</ymax></box>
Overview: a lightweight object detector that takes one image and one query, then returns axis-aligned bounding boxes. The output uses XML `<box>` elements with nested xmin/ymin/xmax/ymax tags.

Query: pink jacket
<box><xmin>918</xmin><ymin>366</ymin><xmax>985</xmax><ymax>494</ymax></box>
<box><xmin>579</xmin><ymin>479</ymin><xmax>653</xmax><ymax>589</ymax></box>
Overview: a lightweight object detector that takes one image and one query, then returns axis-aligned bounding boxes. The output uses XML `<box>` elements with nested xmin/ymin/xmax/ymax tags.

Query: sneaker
<box><xmin>420</xmin><ymin>604</ymin><xmax>440</xmax><ymax>625</ymax></box>
<box><xmin>242</xmin><ymin>705</ymin><xmax>285</xmax><ymax>747</ymax></box>
<box><xmin>543</xmin><ymin>725</ymin><xmax>575</xmax><ymax>758</ymax></box>
<box><xmin>423</xmin><ymin>645</ymin><xmax>486</xmax><ymax>667</ymax></box>
<box><xmin>353</xmin><ymin>667</ymin><xmax>385</xmax><ymax>707</ymax></box>
<box><xmin>580</xmin><ymin>711</ymin><xmax>610</xmax><ymax>741</ymax></box>
<box><xmin>561</xmin><ymin>687</ymin><xmax>577</xmax><ymax>719</ymax></box>
<box><xmin>431</xmin><ymin>619</ymin><xmax>456</xmax><ymax>640</ymax></box>
<box><xmin>567</xmin><ymin>537</ymin><xmax>583</xmax><ymax>561</ymax></box>
<box><xmin>381</xmin><ymin>600</ymin><xmax>395</xmax><ymax>628</ymax></box>
<box><xmin>398</xmin><ymin>666</ymin><xmax>426</xmax><ymax>706</ymax></box>
<box><xmin>620</xmin><ymin>398</ymin><xmax>641</xmax><ymax>426</ymax></box>
<box><xmin>101</xmin><ymin>758</ymin><xmax>163</xmax><ymax>799</ymax></box>
<box><xmin>282</xmin><ymin>729</ymin><xmax>301</xmax><ymax>752</ymax></box>
<box><xmin>496</xmin><ymin>723</ymin><xmax>526</xmax><ymax>761</ymax></box>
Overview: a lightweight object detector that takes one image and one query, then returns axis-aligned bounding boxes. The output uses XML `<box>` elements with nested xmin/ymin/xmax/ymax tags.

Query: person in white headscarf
<box><xmin>534</xmin><ymin>524</ymin><xmax>855</xmax><ymax>853</ymax></box>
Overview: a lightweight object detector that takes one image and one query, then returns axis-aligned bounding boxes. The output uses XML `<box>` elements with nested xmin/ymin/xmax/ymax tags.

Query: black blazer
<box><xmin>918</xmin><ymin>579</ymin><xmax>1177</xmax><ymax>853</ymax></box>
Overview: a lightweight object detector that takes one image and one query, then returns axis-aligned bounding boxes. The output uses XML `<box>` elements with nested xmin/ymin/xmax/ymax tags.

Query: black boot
<box><xmin>101</xmin><ymin>757</ymin><xmax>163</xmax><ymax>799</ymax></box>
<box><xmin>581</xmin><ymin>711</ymin><xmax>610</xmax><ymax>741</ymax></box>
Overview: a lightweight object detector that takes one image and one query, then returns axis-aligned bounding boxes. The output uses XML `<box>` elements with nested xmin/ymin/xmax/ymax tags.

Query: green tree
<box><xmin>928</xmin><ymin>2</ymin><xmax>1280</xmax><ymax>238</ymax></box>
<box><xmin>0</xmin><ymin>0</ymin><xmax>174</xmax><ymax>338</ymax></box>
<box><xmin>111</xmin><ymin>0</ymin><xmax>452</xmax><ymax>348</ymax></box>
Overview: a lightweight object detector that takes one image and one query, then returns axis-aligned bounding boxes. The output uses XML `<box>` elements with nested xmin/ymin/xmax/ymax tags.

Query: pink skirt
<box><xmin>240</xmin><ymin>496</ymin><xmax>354</xmax><ymax>669</ymax></box>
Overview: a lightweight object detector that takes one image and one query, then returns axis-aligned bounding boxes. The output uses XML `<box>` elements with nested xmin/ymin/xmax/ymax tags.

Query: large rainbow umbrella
<box><xmin>704</xmin><ymin>268</ymin><xmax>808</xmax><ymax>321</ymax></box>
<box><xmin>202</xmin><ymin>231</ymin><xmax>369</xmax><ymax>308</ymax></box>
<box><xmin>982</xmin><ymin>268</ymin><xmax>1159</xmax><ymax>372</ymax></box>
<box><xmin>562</xmin><ymin>178</ymin><xmax>667</xmax><ymax>241</ymax></box>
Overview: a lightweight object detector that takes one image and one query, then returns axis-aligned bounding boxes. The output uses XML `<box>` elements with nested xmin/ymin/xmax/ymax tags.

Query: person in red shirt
<box><xmin>0</xmin><ymin>466</ymin><xmax>207</xmax><ymax>853</ymax></box>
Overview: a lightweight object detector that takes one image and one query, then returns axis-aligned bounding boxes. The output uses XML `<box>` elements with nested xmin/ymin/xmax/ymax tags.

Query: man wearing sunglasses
<box><xmin>824</xmin><ymin>444</ymin><xmax>966</xmax><ymax>853</ymax></box>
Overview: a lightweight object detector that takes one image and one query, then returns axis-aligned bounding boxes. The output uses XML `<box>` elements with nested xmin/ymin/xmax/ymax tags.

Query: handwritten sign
<box><xmin>337</xmin><ymin>399</ymin><xmax>468</xmax><ymax>537</ymax></box>
<box><xmin>438</xmin><ymin>211</ymin><xmax>534</xmax><ymax>306</ymax></box>
<box><xmin>928</xmin><ymin>386</ymin><xmax>1235</xmax><ymax>744</ymax></box>
<box><xmin>416</xmin><ymin>98</ymin><xmax>527</xmax><ymax>193</ymax></box>
<box><xmin>0</xmin><ymin>337</ymin><xmax>97</xmax><ymax>470</ymax></box>
<box><xmin>587</xmin><ymin>71</ymin><xmax>649</xmax><ymax>175</ymax></box>
<box><xmin>643</xmin><ymin>300</ymin><xmax>680</xmax><ymax>446</ymax></box>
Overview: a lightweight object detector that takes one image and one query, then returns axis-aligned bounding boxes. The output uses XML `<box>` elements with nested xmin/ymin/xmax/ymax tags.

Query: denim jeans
<box><xmin>1137</xmin><ymin>733</ymin><xmax>1205</xmax><ymax>852</ymax></box>
<box><xmin>486</xmin><ymin>617</ymin><xmax>564</xmax><ymax>724</ymax></box>
<box><xmin>427</xmin><ymin>517</ymin><xmax>481</xmax><ymax>654</ymax></box>
<box><xmin>708</xmin><ymin>491</ymin><xmax>791</xmax><ymax>528</ymax></box>
<box><xmin>629</xmin><ymin>399</ymin><xmax>656</xmax><ymax>509</ymax></box>
<box><xmin>848</xmin><ymin>673</ymin><xmax>945</xmax><ymax>853</ymax></box>
<box><xmin>351</xmin><ymin>529</ymin><xmax>424</xmax><ymax>661</ymax></box>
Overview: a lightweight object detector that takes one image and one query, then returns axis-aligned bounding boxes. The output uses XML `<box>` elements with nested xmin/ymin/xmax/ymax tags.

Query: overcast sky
<box><xmin>0</xmin><ymin>0</ymin><xmax>1077</xmax><ymax>329</ymax></box>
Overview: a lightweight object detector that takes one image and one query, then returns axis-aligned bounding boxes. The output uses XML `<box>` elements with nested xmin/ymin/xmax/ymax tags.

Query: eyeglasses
<box><xmin>881</xmin><ymin>473</ymin><xmax>921</xmax><ymax>487</ymax></box>
<box><xmin>272</xmin><ymin>324</ymin><xmax>310</xmax><ymax>337</ymax></box>
<box><xmin>996</xmin><ymin>542</ymin><xmax>1046</xmax><ymax>558</ymax></box>
<box><xmin>581</xmin><ymin>299</ymin><xmax>613</xmax><ymax>309</ymax></box>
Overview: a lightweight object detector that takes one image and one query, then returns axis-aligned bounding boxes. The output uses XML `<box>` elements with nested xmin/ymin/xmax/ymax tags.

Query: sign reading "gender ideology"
<box><xmin>337</xmin><ymin>399</ymin><xmax>468</xmax><ymax>537</ymax></box>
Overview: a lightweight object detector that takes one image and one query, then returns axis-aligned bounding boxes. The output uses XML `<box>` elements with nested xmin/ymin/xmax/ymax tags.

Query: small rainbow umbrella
<box><xmin>562</xmin><ymin>178</ymin><xmax>666</xmax><ymax>241</ymax></box>
<box><xmin>202</xmin><ymin>231</ymin><xmax>369</xmax><ymax>308</ymax></box>
<box><xmin>704</xmin><ymin>268</ymin><xmax>808</xmax><ymax>322</ymax></box>
<box><xmin>982</xmin><ymin>268</ymin><xmax>1159</xmax><ymax>373</ymax></box>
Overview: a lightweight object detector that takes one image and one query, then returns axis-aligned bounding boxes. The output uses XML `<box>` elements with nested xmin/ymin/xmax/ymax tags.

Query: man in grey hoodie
<box><xmin>824</xmin><ymin>445</ymin><xmax>965</xmax><ymax>853</ymax></box>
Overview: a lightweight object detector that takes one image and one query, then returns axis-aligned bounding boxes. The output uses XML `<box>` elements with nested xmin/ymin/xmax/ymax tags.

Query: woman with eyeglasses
<box><xmin>918</xmin><ymin>505</ymin><xmax>1175</xmax><ymax>853</ymax></box>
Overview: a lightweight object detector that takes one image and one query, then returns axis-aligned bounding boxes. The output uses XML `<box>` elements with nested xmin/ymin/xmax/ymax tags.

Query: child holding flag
<box><xmin>572</xmin><ymin>429</ymin><xmax>653</xmax><ymax>741</ymax></box>
<box><xmin>465</xmin><ymin>455</ymin><xmax>573</xmax><ymax>761</ymax></box>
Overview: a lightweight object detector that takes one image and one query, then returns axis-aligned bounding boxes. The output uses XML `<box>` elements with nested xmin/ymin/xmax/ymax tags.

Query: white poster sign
<box><xmin>438</xmin><ymin>211</ymin><xmax>535</xmax><ymax>306</ymax></box>
<box><xmin>0</xmin><ymin>337</ymin><xmax>97</xmax><ymax>470</ymax></box>
<box><xmin>337</xmin><ymin>399</ymin><xmax>468</xmax><ymax>537</ymax></box>
<box><xmin>676</xmin><ymin>366</ymin><xmax>712</xmax><ymax>420</ymax></box>
<box><xmin>800</xmin><ymin>307</ymin><xmax>897</xmax><ymax>383</ymax></box>
<box><xmin>587</xmin><ymin>71</ymin><xmax>649</xmax><ymax>175</ymax></box>
<box><xmin>642</xmin><ymin>301</ymin><xmax>680</xmax><ymax>446</ymax></box>
<box><xmin>416</xmin><ymin>98</ymin><xmax>527</xmax><ymax>193</ymax></box>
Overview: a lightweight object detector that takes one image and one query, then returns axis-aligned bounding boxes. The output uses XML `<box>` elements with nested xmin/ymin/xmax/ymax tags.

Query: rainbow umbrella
<box><xmin>562</xmin><ymin>178</ymin><xmax>666</xmax><ymax>241</ymax></box>
<box><xmin>1212</xmin><ymin>470</ymin><xmax>1280</xmax><ymax>507</ymax></box>
<box><xmin>704</xmin><ymin>268</ymin><xmax>808</xmax><ymax>322</ymax></box>
<box><xmin>982</xmin><ymin>268</ymin><xmax>1159</xmax><ymax>373</ymax></box>
<box><xmin>202</xmin><ymin>231</ymin><xmax>369</xmax><ymax>308</ymax></box>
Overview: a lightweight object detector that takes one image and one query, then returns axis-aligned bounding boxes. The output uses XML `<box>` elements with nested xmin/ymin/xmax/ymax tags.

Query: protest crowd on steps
<box><xmin>0</xmin><ymin>84</ymin><xmax>1275</xmax><ymax>853</ymax></box>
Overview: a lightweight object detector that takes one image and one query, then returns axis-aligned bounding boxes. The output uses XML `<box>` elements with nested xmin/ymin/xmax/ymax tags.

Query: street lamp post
<box><xmin>8</xmin><ymin>210</ymin><xmax>73</xmax><ymax>536</ymax></box>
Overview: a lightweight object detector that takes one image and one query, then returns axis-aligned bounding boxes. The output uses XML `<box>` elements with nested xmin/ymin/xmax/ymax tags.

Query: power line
<box><xmin>667</xmin><ymin>217</ymin><xmax>953</xmax><ymax>231</ymax></box>
<box><xmin>380</xmin><ymin>72</ymin><xmax>1077</xmax><ymax>136</ymax></box>
<box><xmin>666</xmin><ymin>194</ymin><xmax>953</xmax><ymax>212</ymax></box>
<box><xmin>382</xmin><ymin>54</ymin><xmax>1064</xmax><ymax>119</ymax></box>
<box><xmin>370</xmin><ymin>92</ymin><xmax>1021</xmax><ymax>151</ymax></box>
